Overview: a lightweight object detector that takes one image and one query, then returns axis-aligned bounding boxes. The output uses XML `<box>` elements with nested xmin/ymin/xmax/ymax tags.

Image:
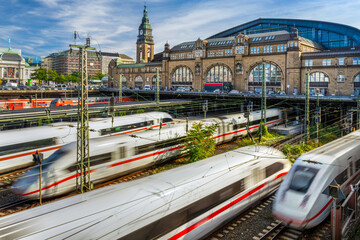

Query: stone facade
<box><xmin>0</xmin><ymin>47</ymin><xmax>35</xmax><ymax>85</ymax></box>
<box><xmin>108</xmin><ymin>10</ymin><xmax>360</xmax><ymax>96</ymax></box>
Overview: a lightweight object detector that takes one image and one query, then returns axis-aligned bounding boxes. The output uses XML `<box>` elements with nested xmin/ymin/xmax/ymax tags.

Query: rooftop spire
<box><xmin>143</xmin><ymin>2</ymin><xmax>148</xmax><ymax>19</ymax></box>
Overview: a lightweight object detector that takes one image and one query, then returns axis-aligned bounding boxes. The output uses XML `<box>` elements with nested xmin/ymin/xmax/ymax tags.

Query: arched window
<box><xmin>248</xmin><ymin>63</ymin><xmax>281</xmax><ymax>84</ymax></box>
<box><xmin>205</xmin><ymin>65</ymin><xmax>232</xmax><ymax>83</ymax></box>
<box><xmin>152</xmin><ymin>75</ymin><xmax>161</xmax><ymax>82</ymax></box>
<box><xmin>134</xmin><ymin>76</ymin><xmax>143</xmax><ymax>82</ymax></box>
<box><xmin>354</xmin><ymin>74</ymin><xmax>360</xmax><ymax>82</ymax></box>
<box><xmin>172</xmin><ymin>67</ymin><xmax>192</xmax><ymax>83</ymax></box>
<box><xmin>309</xmin><ymin>72</ymin><xmax>329</xmax><ymax>82</ymax></box>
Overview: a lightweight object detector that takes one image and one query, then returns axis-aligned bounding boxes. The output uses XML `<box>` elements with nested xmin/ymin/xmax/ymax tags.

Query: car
<box><xmin>176</xmin><ymin>87</ymin><xmax>186</xmax><ymax>92</ymax></box>
<box><xmin>228</xmin><ymin>89</ymin><xmax>240</xmax><ymax>94</ymax></box>
<box><xmin>144</xmin><ymin>85</ymin><xmax>151</xmax><ymax>91</ymax></box>
<box><xmin>213</xmin><ymin>89</ymin><xmax>221</xmax><ymax>94</ymax></box>
<box><xmin>134</xmin><ymin>86</ymin><xmax>140</xmax><ymax>90</ymax></box>
<box><xmin>278</xmin><ymin>91</ymin><xmax>286</xmax><ymax>95</ymax></box>
<box><xmin>267</xmin><ymin>90</ymin><xmax>275</xmax><ymax>95</ymax></box>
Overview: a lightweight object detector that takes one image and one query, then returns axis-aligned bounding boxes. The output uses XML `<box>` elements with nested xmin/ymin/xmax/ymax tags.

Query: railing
<box><xmin>332</xmin><ymin>178</ymin><xmax>360</xmax><ymax>240</ymax></box>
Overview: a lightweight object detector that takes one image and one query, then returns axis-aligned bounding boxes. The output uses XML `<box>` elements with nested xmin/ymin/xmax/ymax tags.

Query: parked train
<box><xmin>0</xmin><ymin>99</ymin><xmax>54</xmax><ymax>110</ymax></box>
<box><xmin>12</xmin><ymin>108</ymin><xmax>283</xmax><ymax>199</ymax></box>
<box><xmin>1</xmin><ymin>145</ymin><xmax>290</xmax><ymax>239</ymax></box>
<box><xmin>49</xmin><ymin>97</ymin><xmax>133</xmax><ymax>107</ymax></box>
<box><xmin>273</xmin><ymin>130</ymin><xmax>360</xmax><ymax>230</ymax></box>
<box><xmin>0</xmin><ymin>112</ymin><xmax>174</xmax><ymax>173</ymax></box>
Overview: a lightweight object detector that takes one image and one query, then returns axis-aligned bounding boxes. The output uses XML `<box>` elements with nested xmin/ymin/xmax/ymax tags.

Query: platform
<box><xmin>270</xmin><ymin>123</ymin><xmax>302</xmax><ymax>135</ymax></box>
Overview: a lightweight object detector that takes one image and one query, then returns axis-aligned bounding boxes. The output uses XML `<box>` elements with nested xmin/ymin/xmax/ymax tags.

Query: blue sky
<box><xmin>2</xmin><ymin>0</ymin><xmax>360</xmax><ymax>60</ymax></box>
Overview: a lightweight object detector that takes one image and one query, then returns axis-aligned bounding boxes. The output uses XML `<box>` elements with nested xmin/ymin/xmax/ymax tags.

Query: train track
<box><xmin>207</xmin><ymin>193</ymin><xmax>331</xmax><ymax>240</ymax></box>
<box><xmin>254</xmin><ymin>221</ymin><xmax>302</xmax><ymax>240</ymax></box>
<box><xmin>0</xmin><ymin>135</ymin><xmax>298</xmax><ymax>217</ymax></box>
<box><xmin>271</xmin><ymin>133</ymin><xmax>304</xmax><ymax>149</ymax></box>
<box><xmin>0</xmin><ymin>169</ymin><xmax>28</xmax><ymax>191</ymax></box>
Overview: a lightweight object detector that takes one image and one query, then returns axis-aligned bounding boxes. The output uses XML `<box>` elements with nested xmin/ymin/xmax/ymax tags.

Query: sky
<box><xmin>2</xmin><ymin>0</ymin><xmax>360</xmax><ymax>61</ymax></box>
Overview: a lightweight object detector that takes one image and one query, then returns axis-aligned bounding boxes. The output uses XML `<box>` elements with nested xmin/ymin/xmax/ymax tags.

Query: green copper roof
<box><xmin>140</xmin><ymin>3</ymin><xmax>152</xmax><ymax>30</ymax></box>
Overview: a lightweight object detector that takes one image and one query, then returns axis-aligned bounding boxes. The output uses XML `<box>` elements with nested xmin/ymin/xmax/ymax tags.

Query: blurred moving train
<box><xmin>273</xmin><ymin>130</ymin><xmax>360</xmax><ymax>229</ymax></box>
<box><xmin>12</xmin><ymin>108</ymin><xmax>283</xmax><ymax>199</ymax></box>
<box><xmin>0</xmin><ymin>112</ymin><xmax>174</xmax><ymax>173</ymax></box>
<box><xmin>49</xmin><ymin>97</ymin><xmax>133</xmax><ymax>107</ymax></box>
<box><xmin>0</xmin><ymin>99</ymin><xmax>54</xmax><ymax>110</ymax></box>
<box><xmin>0</xmin><ymin>96</ymin><xmax>133</xmax><ymax>110</ymax></box>
<box><xmin>1</xmin><ymin>146</ymin><xmax>290</xmax><ymax>239</ymax></box>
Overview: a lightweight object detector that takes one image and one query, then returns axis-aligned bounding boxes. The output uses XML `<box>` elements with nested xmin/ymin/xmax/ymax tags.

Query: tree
<box><xmin>56</xmin><ymin>74</ymin><xmax>66</xmax><ymax>83</ymax></box>
<box><xmin>93</xmin><ymin>71</ymin><xmax>106</xmax><ymax>80</ymax></box>
<box><xmin>30</xmin><ymin>68</ymin><xmax>58</xmax><ymax>85</ymax></box>
<box><xmin>184</xmin><ymin>122</ymin><xmax>218</xmax><ymax>163</ymax></box>
<box><xmin>31</xmin><ymin>68</ymin><xmax>47</xmax><ymax>84</ymax></box>
<box><xmin>65</xmin><ymin>71</ymin><xmax>79</xmax><ymax>83</ymax></box>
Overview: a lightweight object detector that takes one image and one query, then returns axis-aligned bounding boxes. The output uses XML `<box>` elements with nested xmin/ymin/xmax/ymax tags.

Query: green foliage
<box><xmin>260</xmin><ymin>123</ymin><xmax>272</xmax><ymax>138</ymax></box>
<box><xmin>237</xmin><ymin>138</ymin><xmax>255</xmax><ymax>148</ymax></box>
<box><xmin>93</xmin><ymin>71</ymin><xmax>106</xmax><ymax>80</ymax></box>
<box><xmin>31</xmin><ymin>68</ymin><xmax>59</xmax><ymax>84</ymax></box>
<box><xmin>65</xmin><ymin>71</ymin><xmax>79</xmax><ymax>83</ymax></box>
<box><xmin>184</xmin><ymin>122</ymin><xmax>218</xmax><ymax>163</ymax></box>
<box><xmin>56</xmin><ymin>74</ymin><xmax>66</xmax><ymax>83</ymax></box>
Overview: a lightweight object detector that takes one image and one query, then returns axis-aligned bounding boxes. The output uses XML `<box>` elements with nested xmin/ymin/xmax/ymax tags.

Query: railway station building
<box><xmin>0</xmin><ymin>47</ymin><xmax>35</xmax><ymax>86</ymax></box>
<box><xmin>109</xmin><ymin>5</ymin><xmax>360</xmax><ymax>96</ymax></box>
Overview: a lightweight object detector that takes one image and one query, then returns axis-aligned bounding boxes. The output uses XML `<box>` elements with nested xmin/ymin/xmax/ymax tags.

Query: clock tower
<box><xmin>136</xmin><ymin>3</ymin><xmax>154</xmax><ymax>63</ymax></box>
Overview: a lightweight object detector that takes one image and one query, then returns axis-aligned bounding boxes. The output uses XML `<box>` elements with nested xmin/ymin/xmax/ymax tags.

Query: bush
<box><xmin>184</xmin><ymin>122</ymin><xmax>218</xmax><ymax>163</ymax></box>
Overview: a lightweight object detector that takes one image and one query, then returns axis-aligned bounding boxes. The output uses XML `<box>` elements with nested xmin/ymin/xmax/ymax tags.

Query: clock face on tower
<box><xmin>140</xmin><ymin>30</ymin><xmax>143</xmax><ymax>35</ymax></box>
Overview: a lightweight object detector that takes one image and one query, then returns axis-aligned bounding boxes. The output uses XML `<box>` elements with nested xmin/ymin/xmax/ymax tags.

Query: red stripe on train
<box><xmin>22</xmin><ymin>170</ymin><xmax>96</xmax><ymax>196</ymax></box>
<box><xmin>0</xmin><ymin>145</ymin><xmax>63</xmax><ymax>162</ymax></box>
<box><xmin>168</xmin><ymin>183</ymin><xmax>267</xmax><ymax>240</ymax></box>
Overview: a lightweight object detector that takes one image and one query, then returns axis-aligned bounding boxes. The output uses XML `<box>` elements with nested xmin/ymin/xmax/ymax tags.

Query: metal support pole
<box><xmin>316</xmin><ymin>88</ymin><xmax>320</xmax><ymax>143</ymax></box>
<box><xmin>259</xmin><ymin>62</ymin><xmax>266</xmax><ymax>141</ymax></box>
<box><xmin>39</xmin><ymin>161</ymin><xmax>42</xmax><ymax>205</ymax></box>
<box><xmin>305</xmin><ymin>71</ymin><xmax>310</xmax><ymax>143</ymax></box>
<box><xmin>357</xmin><ymin>95</ymin><xmax>360</xmax><ymax>130</ymax></box>
<box><xmin>340</xmin><ymin>107</ymin><xmax>343</xmax><ymax>137</ymax></box>
<box><xmin>203</xmin><ymin>100</ymin><xmax>208</xmax><ymax>119</ymax></box>
<box><xmin>119</xmin><ymin>74</ymin><xmax>122</xmax><ymax>103</ymax></box>
<box><xmin>70</xmin><ymin>38</ymin><xmax>95</xmax><ymax>193</ymax></box>
<box><xmin>155</xmin><ymin>68</ymin><xmax>160</xmax><ymax>104</ymax></box>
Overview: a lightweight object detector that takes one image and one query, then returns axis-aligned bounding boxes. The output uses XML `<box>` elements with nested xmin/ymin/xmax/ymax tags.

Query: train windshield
<box><xmin>41</xmin><ymin>148</ymin><xmax>70</xmax><ymax>169</ymax></box>
<box><xmin>289</xmin><ymin>166</ymin><xmax>319</xmax><ymax>193</ymax></box>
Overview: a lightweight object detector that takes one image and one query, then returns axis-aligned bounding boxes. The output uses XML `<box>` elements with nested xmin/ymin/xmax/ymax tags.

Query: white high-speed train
<box><xmin>12</xmin><ymin>109</ymin><xmax>283</xmax><ymax>199</ymax></box>
<box><xmin>273</xmin><ymin>130</ymin><xmax>360</xmax><ymax>230</ymax></box>
<box><xmin>0</xmin><ymin>146</ymin><xmax>290</xmax><ymax>240</ymax></box>
<box><xmin>0</xmin><ymin>112</ymin><xmax>174</xmax><ymax>173</ymax></box>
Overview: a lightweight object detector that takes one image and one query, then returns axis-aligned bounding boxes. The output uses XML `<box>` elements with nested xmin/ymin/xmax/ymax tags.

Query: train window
<box><xmin>66</xmin><ymin>164</ymin><xmax>77</xmax><ymax>172</ymax></box>
<box><xmin>135</xmin><ymin>137</ymin><xmax>186</xmax><ymax>155</ymax></box>
<box><xmin>42</xmin><ymin>148</ymin><xmax>71</xmax><ymax>170</ymax></box>
<box><xmin>162</xmin><ymin>118</ymin><xmax>173</xmax><ymax>123</ymax></box>
<box><xmin>135</xmin><ymin>144</ymin><xmax>155</xmax><ymax>155</ymax></box>
<box><xmin>251</xmin><ymin>119</ymin><xmax>261</xmax><ymax>125</ymax></box>
<box><xmin>119</xmin><ymin>146</ymin><xmax>126</xmax><ymax>159</ymax></box>
<box><xmin>233</xmin><ymin>123</ymin><xmax>247</xmax><ymax>130</ymax></box>
<box><xmin>356</xmin><ymin>159</ymin><xmax>360</xmax><ymax>171</ymax></box>
<box><xmin>100</xmin><ymin>121</ymin><xmax>154</xmax><ymax>136</ymax></box>
<box><xmin>289</xmin><ymin>166</ymin><xmax>318</xmax><ymax>193</ymax></box>
<box><xmin>335</xmin><ymin>169</ymin><xmax>348</xmax><ymax>185</ymax></box>
<box><xmin>90</xmin><ymin>153</ymin><xmax>112</xmax><ymax>166</ymax></box>
<box><xmin>267</xmin><ymin>116</ymin><xmax>279</xmax><ymax>122</ymax></box>
<box><xmin>0</xmin><ymin>138</ymin><xmax>57</xmax><ymax>156</ymax></box>
<box><xmin>121</xmin><ymin>178</ymin><xmax>246</xmax><ymax>239</ymax></box>
<box><xmin>265</xmin><ymin>162</ymin><xmax>284</xmax><ymax>178</ymax></box>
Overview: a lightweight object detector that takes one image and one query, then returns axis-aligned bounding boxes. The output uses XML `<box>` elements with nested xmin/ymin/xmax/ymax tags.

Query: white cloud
<box><xmin>4</xmin><ymin>0</ymin><xmax>360</xmax><ymax>59</ymax></box>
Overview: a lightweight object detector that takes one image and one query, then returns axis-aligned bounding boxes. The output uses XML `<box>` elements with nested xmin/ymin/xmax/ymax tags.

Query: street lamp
<box><xmin>119</xmin><ymin>74</ymin><xmax>122</xmax><ymax>103</ymax></box>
